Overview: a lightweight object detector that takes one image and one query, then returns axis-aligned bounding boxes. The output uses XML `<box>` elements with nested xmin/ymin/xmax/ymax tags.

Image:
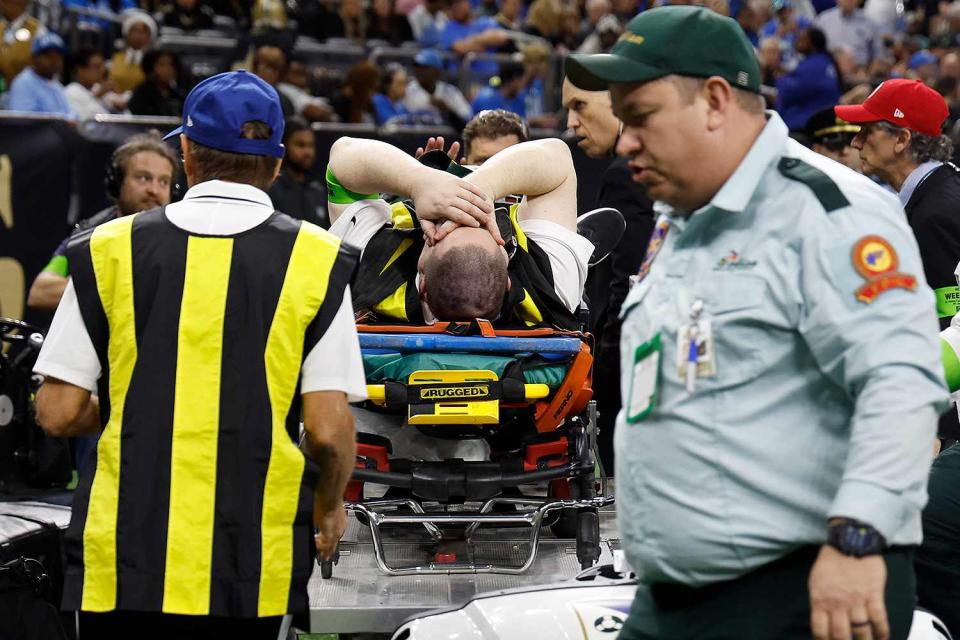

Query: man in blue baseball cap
<box><xmin>909</xmin><ymin>49</ymin><xmax>939</xmax><ymax>85</ymax></box>
<box><xmin>5</xmin><ymin>31</ymin><xmax>74</xmax><ymax>118</ymax></box>
<box><xmin>34</xmin><ymin>70</ymin><xmax>365</xmax><ymax>636</ymax></box>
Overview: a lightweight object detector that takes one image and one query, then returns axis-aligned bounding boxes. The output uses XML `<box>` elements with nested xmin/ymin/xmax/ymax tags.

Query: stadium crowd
<box><xmin>3</xmin><ymin>0</ymin><xmax>960</xmax><ymax>147</ymax></box>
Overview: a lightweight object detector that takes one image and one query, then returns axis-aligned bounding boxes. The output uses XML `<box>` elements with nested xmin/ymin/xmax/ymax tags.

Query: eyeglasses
<box><xmin>856</xmin><ymin>121</ymin><xmax>906</xmax><ymax>139</ymax></box>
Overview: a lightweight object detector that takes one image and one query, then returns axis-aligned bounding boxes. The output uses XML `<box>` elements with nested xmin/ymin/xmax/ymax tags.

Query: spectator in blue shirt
<box><xmin>372</xmin><ymin>63</ymin><xmax>412</xmax><ymax>124</ymax></box>
<box><xmin>6</xmin><ymin>32</ymin><xmax>74</xmax><ymax>119</ymax></box>
<box><xmin>441</xmin><ymin>0</ymin><xmax>507</xmax><ymax>76</ymax></box>
<box><xmin>775</xmin><ymin>26</ymin><xmax>842</xmax><ymax>131</ymax></box>
<box><xmin>470</xmin><ymin>60</ymin><xmax>527</xmax><ymax>116</ymax></box>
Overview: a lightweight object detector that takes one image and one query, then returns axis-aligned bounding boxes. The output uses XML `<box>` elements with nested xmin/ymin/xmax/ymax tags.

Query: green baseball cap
<box><xmin>565</xmin><ymin>6</ymin><xmax>761</xmax><ymax>94</ymax></box>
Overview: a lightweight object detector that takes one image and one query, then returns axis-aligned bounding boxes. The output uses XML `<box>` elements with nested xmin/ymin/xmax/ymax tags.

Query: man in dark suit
<box><xmin>562</xmin><ymin>73</ymin><xmax>655</xmax><ymax>472</ymax></box>
<box><xmin>839</xmin><ymin>78</ymin><xmax>960</xmax><ymax>440</ymax></box>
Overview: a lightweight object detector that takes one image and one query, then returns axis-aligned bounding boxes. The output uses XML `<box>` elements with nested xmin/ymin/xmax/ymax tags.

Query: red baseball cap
<box><xmin>834</xmin><ymin>79</ymin><xmax>948</xmax><ymax>138</ymax></box>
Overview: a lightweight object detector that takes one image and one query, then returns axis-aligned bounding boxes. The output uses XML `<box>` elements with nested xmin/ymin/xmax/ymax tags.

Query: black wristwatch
<box><xmin>827</xmin><ymin>518</ymin><xmax>887</xmax><ymax>557</ymax></box>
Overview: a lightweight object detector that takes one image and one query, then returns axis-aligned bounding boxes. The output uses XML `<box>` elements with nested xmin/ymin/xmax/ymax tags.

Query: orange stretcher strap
<box><xmin>534</xmin><ymin>342</ymin><xmax>594</xmax><ymax>433</ymax></box>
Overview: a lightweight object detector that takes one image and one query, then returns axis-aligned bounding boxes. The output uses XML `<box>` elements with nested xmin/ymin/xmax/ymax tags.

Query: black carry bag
<box><xmin>0</xmin><ymin>556</ymin><xmax>67</xmax><ymax>640</ymax></box>
<box><xmin>0</xmin><ymin>319</ymin><xmax>72</xmax><ymax>491</ymax></box>
<box><xmin>0</xmin><ymin>505</ymin><xmax>71</xmax><ymax>640</ymax></box>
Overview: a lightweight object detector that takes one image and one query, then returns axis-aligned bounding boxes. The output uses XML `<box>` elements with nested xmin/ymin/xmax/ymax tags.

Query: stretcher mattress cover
<box><xmin>362</xmin><ymin>352</ymin><xmax>570</xmax><ymax>389</ymax></box>
<box><xmin>357</xmin><ymin>333</ymin><xmax>583</xmax><ymax>355</ymax></box>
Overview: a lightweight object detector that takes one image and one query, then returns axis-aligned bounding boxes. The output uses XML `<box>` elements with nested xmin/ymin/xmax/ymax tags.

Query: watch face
<box><xmin>831</xmin><ymin>522</ymin><xmax>885</xmax><ymax>556</ymax></box>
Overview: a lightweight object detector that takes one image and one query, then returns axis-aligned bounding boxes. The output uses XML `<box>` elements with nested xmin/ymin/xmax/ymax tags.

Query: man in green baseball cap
<box><xmin>571</xmin><ymin>6</ymin><xmax>942</xmax><ymax>640</ymax></box>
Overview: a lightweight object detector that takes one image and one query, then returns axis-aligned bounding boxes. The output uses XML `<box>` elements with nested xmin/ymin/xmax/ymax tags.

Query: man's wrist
<box><xmin>405</xmin><ymin>166</ymin><xmax>434</xmax><ymax>200</ymax></box>
<box><xmin>826</xmin><ymin>518</ymin><xmax>887</xmax><ymax>557</ymax></box>
<box><xmin>463</xmin><ymin>173</ymin><xmax>497</xmax><ymax>204</ymax></box>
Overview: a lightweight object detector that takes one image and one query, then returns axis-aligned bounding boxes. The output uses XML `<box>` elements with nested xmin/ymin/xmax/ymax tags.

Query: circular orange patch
<box><xmin>852</xmin><ymin>235</ymin><xmax>899</xmax><ymax>279</ymax></box>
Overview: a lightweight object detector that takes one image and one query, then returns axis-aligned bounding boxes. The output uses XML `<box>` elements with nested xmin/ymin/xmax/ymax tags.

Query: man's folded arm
<box><xmin>465</xmin><ymin>138</ymin><xmax>578</xmax><ymax>231</ymax></box>
<box><xmin>327</xmin><ymin>137</ymin><xmax>493</xmax><ymax>233</ymax></box>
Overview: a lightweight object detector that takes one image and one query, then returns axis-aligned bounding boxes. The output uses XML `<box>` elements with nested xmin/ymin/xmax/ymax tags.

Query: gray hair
<box><xmin>876</xmin><ymin>121</ymin><xmax>954</xmax><ymax>163</ymax></box>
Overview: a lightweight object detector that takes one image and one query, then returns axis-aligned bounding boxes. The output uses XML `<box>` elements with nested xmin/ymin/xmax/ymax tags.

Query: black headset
<box><xmin>104</xmin><ymin>151</ymin><xmax>184</xmax><ymax>203</ymax></box>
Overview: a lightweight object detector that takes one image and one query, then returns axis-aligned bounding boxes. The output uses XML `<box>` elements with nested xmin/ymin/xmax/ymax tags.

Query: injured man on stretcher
<box><xmin>325</xmin><ymin>136</ymin><xmax>594</xmax><ymax>460</ymax></box>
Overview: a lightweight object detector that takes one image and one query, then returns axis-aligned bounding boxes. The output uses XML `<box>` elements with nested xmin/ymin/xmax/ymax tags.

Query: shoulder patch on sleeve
<box><xmin>851</xmin><ymin>235</ymin><xmax>918</xmax><ymax>303</ymax></box>
<box><xmin>778</xmin><ymin>157</ymin><xmax>850</xmax><ymax>213</ymax></box>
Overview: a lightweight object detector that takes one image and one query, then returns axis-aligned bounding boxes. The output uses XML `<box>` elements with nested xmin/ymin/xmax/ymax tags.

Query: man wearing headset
<box><xmin>562</xmin><ymin>71</ymin><xmax>655</xmax><ymax>472</ymax></box>
<box><xmin>27</xmin><ymin>131</ymin><xmax>178</xmax><ymax>312</ymax></box>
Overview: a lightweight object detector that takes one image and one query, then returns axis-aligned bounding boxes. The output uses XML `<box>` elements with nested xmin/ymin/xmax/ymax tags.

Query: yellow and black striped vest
<box><xmin>352</xmin><ymin>202</ymin><xmax>579</xmax><ymax>329</ymax></box>
<box><xmin>63</xmin><ymin>208</ymin><xmax>358</xmax><ymax>618</ymax></box>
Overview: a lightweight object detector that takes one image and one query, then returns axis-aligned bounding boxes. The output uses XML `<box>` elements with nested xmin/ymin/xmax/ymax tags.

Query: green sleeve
<box><xmin>942</xmin><ymin>337</ymin><xmax>960</xmax><ymax>393</ymax></box>
<box><xmin>935</xmin><ymin>286</ymin><xmax>960</xmax><ymax>319</ymax></box>
<box><xmin>325</xmin><ymin>167</ymin><xmax>379</xmax><ymax>205</ymax></box>
<box><xmin>43</xmin><ymin>254</ymin><xmax>69</xmax><ymax>277</ymax></box>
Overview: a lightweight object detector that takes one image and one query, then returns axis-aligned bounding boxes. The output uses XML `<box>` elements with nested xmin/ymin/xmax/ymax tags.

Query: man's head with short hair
<box><xmin>72</xmin><ymin>47</ymin><xmax>105</xmax><ymax>89</ymax></box>
<box><xmin>566</xmin><ymin>6</ymin><xmax>767</xmax><ymax>212</ymax></box>
<box><xmin>499</xmin><ymin>0</ymin><xmax>523</xmax><ymax>22</ymax></box>
<box><xmin>941</xmin><ymin>52</ymin><xmax>960</xmax><ymax>80</ymax></box>
<box><xmin>418</xmin><ymin>226</ymin><xmax>509</xmax><ymax>321</ymax></box>
<box><xmin>164</xmin><ymin>70</ymin><xmax>286</xmax><ymax>192</ymax></box>
<box><xmin>285</xmin><ymin>55</ymin><xmax>309</xmax><ymax>89</ymax></box>
<box><xmin>111</xmin><ymin>131</ymin><xmax>179</xmax><ymax>215</ymax></box>
<box><xmin>497</xmin><ymin>61</ymin><xmax>527</xmax><ymax>98</ymax></box>
<box><xmin>562</xmin><ymin>77</ymin><xmax>621</xmax><ymax>158</ymax></box>
<box><xmin>448</xmin><ymin>0</ymin><xmax>472</xmax><ymax>23</ymax></box>
<box><xmin>281</xmin><ymin>116</ymin><xmax>315</xmax><ymax>177</ymax></box>
<box><xmin>462</xmin><ymin>109</ymin><xmax>528</xmax><ymax>165</ymax></box>
<box><xmin>253</xmin><ymin>45</ymin><xmax>288</xmax><ymax>87</ymax></box>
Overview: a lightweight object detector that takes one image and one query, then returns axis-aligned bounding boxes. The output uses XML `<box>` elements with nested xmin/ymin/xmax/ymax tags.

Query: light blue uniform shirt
<box><xmin>615</xmin><ymin>112</ymin><xmax>948</xmax><ymax>587</ymax></box>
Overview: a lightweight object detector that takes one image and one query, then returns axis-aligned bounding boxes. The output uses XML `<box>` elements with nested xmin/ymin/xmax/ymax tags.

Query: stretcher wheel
<box><xmin>576</xmin><ymin>508</ymin><xmax>600</xmax><ymax>570</ymax></box>
<box><xmin>550</xmin><ymin>508</ymin><xmax>578</xmax><ymax>539</ymax></box>
<box><xmin>319</xmin><ymin>544</ymin><xmax>340</xmax><ymax>579</ymax></box>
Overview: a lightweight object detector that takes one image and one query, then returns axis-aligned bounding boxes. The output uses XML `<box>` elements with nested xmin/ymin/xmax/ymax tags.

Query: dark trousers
<box><xmin>619</xmin><ymin>546</ymin><xmax>916</xmax><ymax>640</ymax></box>
<box><xmin>78</xmin><ymin>610</ymin><xmax>285</xmax><ymax>640</ymax></box>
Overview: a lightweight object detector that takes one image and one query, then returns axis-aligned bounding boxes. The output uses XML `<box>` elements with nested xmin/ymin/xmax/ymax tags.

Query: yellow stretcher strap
<box><xmin>365</xmin><ymin>383</ymin><xmax>550</xmax><ymax>403</ymax></box>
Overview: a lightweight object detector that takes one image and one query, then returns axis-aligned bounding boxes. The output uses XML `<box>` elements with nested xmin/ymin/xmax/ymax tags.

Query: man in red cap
<box><xmin>837</xmin><ymin>78</ymin><xmax>960</xmax><ymax>442</ymax></box>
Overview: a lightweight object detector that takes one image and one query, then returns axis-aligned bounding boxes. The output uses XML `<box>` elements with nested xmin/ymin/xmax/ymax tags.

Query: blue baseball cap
<box><xmin>32</xmin><ymin>32</ymin><xmax>65</xmax><ymax>56</ymax></box>
<box><xmin>163</xmin><ymin>70</ymin><xmax>285</xmax><ymax>158</ymax></box>
<box><xmin>909</xmin><ymin>49</ymin><xmax>938</xmax><ymax>70</ymax></box>
<box><xmin>414</xmin><ymin>49</ymin><xmax>444</xmax><ymax>69</ymax></box>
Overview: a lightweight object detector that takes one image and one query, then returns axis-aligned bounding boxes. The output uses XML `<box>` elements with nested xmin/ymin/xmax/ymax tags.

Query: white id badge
<box><xmin>676</xmin><ymin>319</ymin><xmax>716</xmax><ymax>379</ymax></box>
<box><xmin>627</xmin><ymin>333</ymin><xmax>661</xmax><ymax>423</ymax></box>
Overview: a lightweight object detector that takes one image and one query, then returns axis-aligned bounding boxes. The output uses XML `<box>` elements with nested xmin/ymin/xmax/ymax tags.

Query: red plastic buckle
<box><xmin>523</xmin><ymin>437</ymin><xmax>569</xmax><ymax>471</ymax></box>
